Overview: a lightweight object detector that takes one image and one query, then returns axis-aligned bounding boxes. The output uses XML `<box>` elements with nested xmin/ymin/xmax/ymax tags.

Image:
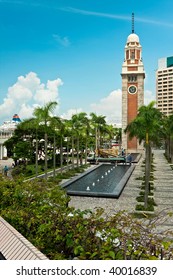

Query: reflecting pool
<box><xmin>61</xmin><ymin>163</ymin><xmax>135</xmax><ymax>198</ymax></box>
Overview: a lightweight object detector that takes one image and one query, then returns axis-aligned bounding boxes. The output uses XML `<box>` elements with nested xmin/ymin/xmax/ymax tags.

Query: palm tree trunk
<box><xmin>60</xmin><ymin>137</ymin><xmax>63</xmax><ymax>174</ymax></box>
<box><xmin>77</xmin><ymin>136</ymin><xmax>79</xmax><ymax>168</ymax></box>
<box><xmin>72</xmin><ymin>135</ymin><xmax>74</xmax><ymax>169</ymax></box>
<box><xmin>53</xmin><ymin>134</ymin><xmax>56</xmax><ymax>178</ymax></box>
<box><xmin>35</xmin><ymin>136</ymin><xmax>38</xmax><ymax>177</ymax></box>
<box><xmin>85</xmin><ymin>137</ymin><xmax>87</xmax><ymax>165</ymax></box>
<box><xmin>44</xmin><ymin>132</ymin><xmax>48</xmax><ymax>180</ymax></box>
<box><xmin>170</xmin><ymin>136</ymin><xmax>173</xmax><ymax>163</ymax></box>
<box><xmin>144</xmin><ymin>143</ymin><xmax>150</xmax><ymax>209</ymax></box>
<box><xmin>95</xmin><ymin>127</ymin><xmax>98</xmax><ymax>155</ymax></box>
<box><xmin>67</xmin><ymin>138</ymin><xmax>69</xmax><ymax>170</ymax></box>
<box><xmin>165</xmin><ymin>138</ymin><xmax>169</xmax><ymax>159</ymax></box>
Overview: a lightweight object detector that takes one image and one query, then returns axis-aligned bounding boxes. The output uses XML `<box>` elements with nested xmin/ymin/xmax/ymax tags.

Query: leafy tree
<box><xmin>13</xmin><ymin>141</ymin><xmax>32</xmax><ymax>160</ymax></box>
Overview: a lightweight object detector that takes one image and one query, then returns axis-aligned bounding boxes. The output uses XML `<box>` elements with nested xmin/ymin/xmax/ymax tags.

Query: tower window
<box><xmin>131</xmin><ymin>51</ymin><xmax>135</xmax><ymax>59</ymax></box>
<box><xmin>128</xmin><ymin>75</ymin><xmax>137</xmax><ymax>82</ymax></box>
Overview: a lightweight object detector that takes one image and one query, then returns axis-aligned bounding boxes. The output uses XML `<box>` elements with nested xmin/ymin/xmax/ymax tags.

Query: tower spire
<box><xmin>132</xmin><ymin>12</ymin><xmax>134</xmax><ymax>33</ymax></box>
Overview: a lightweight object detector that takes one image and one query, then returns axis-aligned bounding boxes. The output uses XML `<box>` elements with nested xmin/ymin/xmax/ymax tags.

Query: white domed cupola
<box><xmin>127</xmin><ymin>33</ymin><xmax>139</xmax><ymax>44</ymax></box>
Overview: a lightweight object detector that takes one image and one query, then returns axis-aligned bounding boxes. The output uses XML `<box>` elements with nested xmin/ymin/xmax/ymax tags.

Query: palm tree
<box><xmin>50</xmin><ymin>116</ymin><xmax>62</xmax><ymax>177</ymax></box>
<box><xmin>65</xmin><ymin>119</ymin><xmax>75</xmax><ymax>169</ymax></box>
<box><xmin>125</xmin><ymin>101</ymin><xmax>163</xmax><ymax>209</ymax></box>
<box><xmin>33</xmin><ymin>101</ymin><xmax>58</xmax><ymax>179</ymax></box>
<box><xmin>80</xmin><ymin>113</ymin><xmax>90</xmax><ymax>164</ymax></box>
<box><xmin>70</xmin><ymin>113</ymin><xmax>86</xmax><ymax>167</ymax></box>
<box><xmin>90</xmin><ymin>113</ymin><xmax>106</xmax><ymax>155</ymax></box>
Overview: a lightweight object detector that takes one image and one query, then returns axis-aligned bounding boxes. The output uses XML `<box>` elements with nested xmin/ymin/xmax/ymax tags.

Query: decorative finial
<box><xmin>132</xmin><ymin>12</ymin><xmax>134</xmax><ymax>33</ymax></box>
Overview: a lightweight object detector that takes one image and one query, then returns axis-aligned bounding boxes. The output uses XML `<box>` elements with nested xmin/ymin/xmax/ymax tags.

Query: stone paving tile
<box><xmin>69</xmin><ymin>150</ymin><xmax>173</xmax><ymax>232</ymax></box>
<box><xmin>152</xmin><ymin>150</ymin><xmax>173</xmax><ymax>231</ymax></box>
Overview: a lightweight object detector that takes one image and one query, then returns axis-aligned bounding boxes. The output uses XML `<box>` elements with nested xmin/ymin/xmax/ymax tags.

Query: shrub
<box><xmin>135</xmin><ymin>204</ymin><xmax>154</xmax><ymax>212</ymax></box>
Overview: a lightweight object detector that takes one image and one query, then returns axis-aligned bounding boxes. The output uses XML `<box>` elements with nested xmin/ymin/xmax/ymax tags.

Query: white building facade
<box><xmin>156</xmin><ymin>56</ymin><xmax>173</xmax><ymax>116</ymax></box>
<box><xmin>0</xmin><ymin>116</ymin><xmax>21</xmax><ymax>159</ymax></box>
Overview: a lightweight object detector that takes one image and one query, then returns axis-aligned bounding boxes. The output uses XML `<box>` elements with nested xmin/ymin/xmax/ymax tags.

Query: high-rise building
<box><xmin>156</xmin><ymin>56</ymin><xmax>173</xmax><ymax>116</ymax></box>
<box><xmin>121</xmin><ymin>16</ymin><xmax>145</xmax><ymax>152</ymax></box>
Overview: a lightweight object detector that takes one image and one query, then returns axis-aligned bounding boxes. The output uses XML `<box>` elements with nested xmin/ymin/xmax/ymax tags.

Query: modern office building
<box><xmin>156</xmin><ymin>56</ymin><xmax>173</xmax><ymax>116</ymax></box>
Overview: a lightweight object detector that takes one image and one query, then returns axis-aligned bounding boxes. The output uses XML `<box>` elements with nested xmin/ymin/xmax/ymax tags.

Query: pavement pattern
<box><xmin>69</xmin><ymin>150</ymin><xmax>173</xmax><ymax>231</ymax></box>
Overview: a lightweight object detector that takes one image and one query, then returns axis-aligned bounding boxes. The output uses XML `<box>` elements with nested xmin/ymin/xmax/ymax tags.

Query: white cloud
<box><xmin>53</xmin><ymin>34</ymin><xmax>71</xmax><ymax>47</ymax></box>
<box><xmin>144</xmin><ymin>89</ymin><xmax>156</xmax><ymax>105</ymax></box>
<box><xmin>62</xmin><ymin>7</ymin><xmax>173</xmax><ymax>28</ymax></box>
<box><xmin>0</xmin><ymin>72</ymin><xmax>63</xmax><ymax>121</ymax></box>
<box><xmin>60</xmin><ymin>89</ymin><xmax>122</xmax><ymax>125</ymax></box>
<box><xmin>90</xmin><ymin>89</ymin><xmax>122</xmax><ymax>124</ymax></box>
<box><xmin>34</xmin><ymin>78</ymin><xmax>63</xmax><ymax>105</ymax></box>
<box><xmin>61</xmin><ymin>108</ymin><xmax>83</xmax><ymax>120</ymax></box>
<box><xmin>18</xmin><ymin>104</ymin><xmax>36</xmax><ymax>120</ymax></box>
<box><xmin>60</xmin><ymin>89</ymin><xmax>155</xmax><ymax>127</ymax></box>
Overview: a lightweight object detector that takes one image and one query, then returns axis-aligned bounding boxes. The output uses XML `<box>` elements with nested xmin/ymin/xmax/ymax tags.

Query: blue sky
<box><xmin>0</xmin><ymin>0</ymin><xmax>173</xmax><ymax>125</ymax></box>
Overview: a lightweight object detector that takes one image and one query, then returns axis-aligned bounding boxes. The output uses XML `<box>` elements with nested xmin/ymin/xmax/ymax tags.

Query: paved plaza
<box><xmin>1</xmin><ymin>150</ymin><xmax>173</xmax><ymax>230</ymax></box>
<box><xmin>69</xmin><ymin>149</ymin><xmax>173</xmax><ymax>231</ymax></box>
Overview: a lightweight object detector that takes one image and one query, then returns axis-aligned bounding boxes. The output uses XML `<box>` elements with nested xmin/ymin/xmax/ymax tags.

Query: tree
<box><xmin>71</xmin><ymin>113</ymin><xmax>82</xmax><ymax>167</ymax></box>
<box><xmin>71</xmin><ymin>112</ymin><xmax>90</xmax><ymax>165</ymax></box>
<box><xmin>51</xmin><ymin>116</ymin><xmax>66</xmax><ymax>175</ymax></box>
<box><xmin>4</xmin><ymin>118</ymin><xmax>45</xmax><ymax>172</ymax></box>
<box><xmin>90</xmin><ymin>113</ymin><xmax>106</xmax><ymax>154</ymax></box>
<box><xmin>80</xmin><ymin>113</ymin><xmax>90</xmax><ymax>164</ymax></box>
<box><xmin>124</xmin><ymin>101</ymin><xmax>163</xmax><ymax>209</ymax></box>
<box><xmin>33</xmin><ymin>101</ymin><xmax>58</xmax><ymax>179</ymax></box>
<box><xmin>18</xmin><ymin>117</ymin><xmax>42</xmax><ymax>177</ymax></box>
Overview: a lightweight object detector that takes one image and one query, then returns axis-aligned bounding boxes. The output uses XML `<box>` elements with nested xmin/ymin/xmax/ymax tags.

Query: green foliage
<box><xmin>139</xmin><ymin>190</ymin><xmax>154</xmax><ymax>196</ymax></box>
<box><xmin>1</xmin><ymin>176</ymin><xmax>173</xmax><ymax>260</ymax></box>
<box><xmin>136</xmin><ymin>196</ymin><xmax>157</xmax><ymax>206</ymax></box>
<box><xmin>135</xmin><ymin>204</ymin><xmax>154</xmax><ymax>212</ymax></box>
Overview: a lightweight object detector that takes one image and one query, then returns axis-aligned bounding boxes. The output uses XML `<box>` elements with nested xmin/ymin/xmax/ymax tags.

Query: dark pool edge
<box><xmin>61</xmin><ymin>164</ymin><xmax>135</xmax><ymax>198</ymax></box>
<box><xmin>113</xmin><ymin>164</ymin><xmax>135</xmax><ymax>197</ymax></box>
<box><xmin>60</xmin><ymin>163</ymin><xmax>104</xmax><ymax>189</ymax></box>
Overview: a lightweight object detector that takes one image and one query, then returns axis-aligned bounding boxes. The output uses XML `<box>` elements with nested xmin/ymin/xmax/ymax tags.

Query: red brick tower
<box><xmin>121</xmin><ymin>14</ymin><xmax>145</xmax><ymax>152</ymax></box>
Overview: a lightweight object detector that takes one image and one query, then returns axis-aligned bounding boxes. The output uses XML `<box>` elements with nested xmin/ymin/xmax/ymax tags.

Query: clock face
<box><xmin>128</xmin><ymin>85</ymin><xmax>137</xmax><ymax>94</ymax></box>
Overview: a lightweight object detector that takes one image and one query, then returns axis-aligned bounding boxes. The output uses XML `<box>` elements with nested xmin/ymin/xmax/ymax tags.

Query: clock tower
<box><xmin>121</xmin><ymin>14</ymin><xmax>145</xmax><ymax>152</ymax></box>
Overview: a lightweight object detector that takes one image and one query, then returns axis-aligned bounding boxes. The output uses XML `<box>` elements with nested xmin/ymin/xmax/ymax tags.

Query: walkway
<box><xmin>153</xmin><ymin>149</ymin><xmax>173</xmax><ymax>231</ymax></box>
<box><xmin>0</xmin><ymin>158</ymin><xmax>14</xmax><ymax>178</ymax></box>
<box><xmin>0</xmin><ymin>216</ymin><xmax>48</xmax><ymax>260</ymax></box>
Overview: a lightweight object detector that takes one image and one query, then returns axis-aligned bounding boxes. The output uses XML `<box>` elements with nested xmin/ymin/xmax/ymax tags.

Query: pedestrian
<box><xmin>127</xmin><ymin>154</ymin><xmax>133</xmax><ymax>165</ymax></box>
<box><xmin>4</xmin><ymin>165</ymin><xmax>9</xmax><ymax>176</ymax></box>
<box><xmin>121</xmin><ymin>148</ymin><xmax>125</xmax><ymax>156</ymax></box>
